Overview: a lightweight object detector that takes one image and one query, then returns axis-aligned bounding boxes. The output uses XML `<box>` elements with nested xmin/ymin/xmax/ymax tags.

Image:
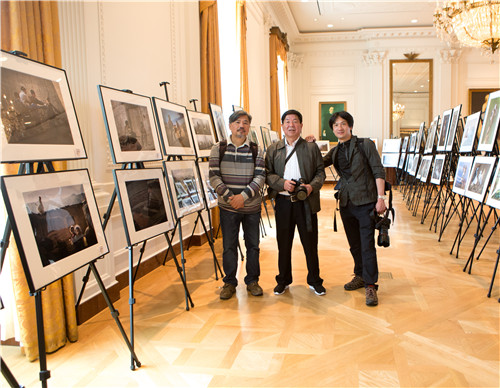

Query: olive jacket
<box><xmin>265</xmin><ymin>137</ymin><xmax>326</xmax><ymax>214</ymax></box>
<box><xmin>324</xmin><ymin>135</ymin><xmax>385</xmax><ymax>207</ymax></box>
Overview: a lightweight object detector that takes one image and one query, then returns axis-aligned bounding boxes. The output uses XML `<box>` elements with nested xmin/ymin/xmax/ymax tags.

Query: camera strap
<box><xmin>284</xmin><ymin>145</ymin><xmax>297</xmax><ymax>166</ymax></box>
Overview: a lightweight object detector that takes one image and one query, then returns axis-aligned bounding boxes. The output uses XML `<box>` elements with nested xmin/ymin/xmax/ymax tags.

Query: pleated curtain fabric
<box><xmin>269</xmin><ymin>27</ymin><xmax>289</xmax><ymax>134</ymax></box>
<box><xmin>237</xmin><ymin>0</ymin><xmax>249</xmax><ymax>111</ymax></box>
<box><xmin>1</xmin><ymin>0</ymin><xmax>78</xmax><ymax>362</ymax></box>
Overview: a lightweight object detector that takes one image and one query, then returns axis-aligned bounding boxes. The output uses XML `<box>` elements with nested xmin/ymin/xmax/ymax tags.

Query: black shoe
<box><xmin>273</xmin><ymin>284</ymin><xmax>289</xmax><ymax>295</ymax></box>
<box><xmin>246</xmin><ymin>281</ymin><xmax>263</xmax><ymax>296</ymax></box>
<box><xmin>220</xmin><ymin>283</ymin><xmax>236</xmax><ymax>300</ymax></box>
<box><xmin>309</xmin><ymin>284</ymin><xmax>326</xmax><ymax>296</ymax></box>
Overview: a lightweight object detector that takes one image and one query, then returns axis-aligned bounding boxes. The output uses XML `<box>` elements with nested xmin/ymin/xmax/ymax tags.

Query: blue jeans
<box><xmin>219</xmin><ymin>208</ymin><xmax>261</xmax><ymax>286</ymax></box>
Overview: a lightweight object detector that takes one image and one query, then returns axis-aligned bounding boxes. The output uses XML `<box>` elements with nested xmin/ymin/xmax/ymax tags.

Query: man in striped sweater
<box><xmin>209</xmin><ymin>110</ymin><xmax>266</xmax><ymax>300</ymax></box>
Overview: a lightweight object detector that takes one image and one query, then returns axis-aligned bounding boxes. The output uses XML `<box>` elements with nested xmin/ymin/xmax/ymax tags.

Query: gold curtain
<box><xmin>200</xmin><ymin>0</ymin><xmax>222</xmax><ymax>111</ymax></box>
<box><xmin>1</xmin><ymin>0</ymin><xmax>78</xmax><ymax>361</ymax></box>
<box><xmin>237</xmin><ymin>0</ymin><xmax>249</xmax><ymax>111</ymax></box>
<box><xmin>269</xmin><ymin>26</ymin><xmax>289</xmax><ymax>133</ymax></box>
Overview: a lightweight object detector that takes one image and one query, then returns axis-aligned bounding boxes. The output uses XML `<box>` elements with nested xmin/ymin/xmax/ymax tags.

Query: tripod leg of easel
<box><xmin>487</xmin><ymin>247</ymin><xmax>500</xmax><ymax>298</ymax></box>
<box><xmin>33</xmin><ymin>292</ymin><xmax>50</xmax><ymax>388</ymax></box>
<box><xmin>163</xmin><ymin>221</ymin><xmax>178</xmax><ymax>265</ymax></box>
<box><xmin>89</xmin><ymin>262</ymin><xmax>141</xmax><ymax>369</ymax></box>
<box><xmin>133</xmin><ymin>241</ymin><xmax>147</xmax><ymax>284</ymax></box>
<box><xmin>261</xmin><ymin>191</ymin><xmax>272</xmax><ymax>228</ymax></box>
<box><xmin>177</xmin><ymin>223</ymin><xmax>191</xmax><ymax>311</ymax></box>
<box><xmin>464</xmin><ymin>206</ymin><xmax>492</xmax><ymax>274</ymax></box>
<box><xmin>199</xmin><ymin>214</ymin><xmax>223</xmax><ymax>279</ymax></box>
<box><xmin>0</xmin><ymin>356</ymin><xmax>24</xmax><ymax>388</ymax></box>
<box><xmin>186</xmin><ymin>213</ymin><xmax>200</xmax><ymax>251</ymax></box>
<box><xmin>127</xmin><ymin>247</ymin><xmax>137</xmax><ymax>370</ymax></box>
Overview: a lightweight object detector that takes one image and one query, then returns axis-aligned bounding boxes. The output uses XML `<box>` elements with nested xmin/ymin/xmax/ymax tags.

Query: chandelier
<box><xmin>434</xmin><ymin>1</ymin><xmax>500</xmax><ymax>54</ymax></box>
<box><xmin>393</xmin><ymin>102</ymin><xmax>405</xmax><ymax>121</ymax></box>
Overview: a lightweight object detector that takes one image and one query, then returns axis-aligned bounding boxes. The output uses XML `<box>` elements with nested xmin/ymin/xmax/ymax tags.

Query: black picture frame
<box><xmin>187</xmin><ymin>110</ymin><xmax>217</xmax><ymax>158</ymax></box>
<box><xmin>209</xmin><ymin>103</ymin><xmax>228</xmax><ymax>142</ymax></box>
<box><xmin>1</xmin><ymin>169</ymin><xmax>108</xmax><ymax>293</ymax></box>
<box><xmin>0</xmin><ymin>50</ymin><xmax>86</xmax><ymax>163</ymax></box>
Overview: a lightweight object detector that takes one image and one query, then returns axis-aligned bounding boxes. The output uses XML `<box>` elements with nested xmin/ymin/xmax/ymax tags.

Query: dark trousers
<box><xmin>339</xmin><ymin>201</ymin><xmax>378</xmax><ymax>285</ymax></box>
<box><xmin>219</xmin><ymin>208</ymin><xmax>261</xmax><ymax>286</ymax></box>
<box><xmin>274</xmin><ymin>195</ymin><xmax>323</xmax><ymax>287</ymax></box>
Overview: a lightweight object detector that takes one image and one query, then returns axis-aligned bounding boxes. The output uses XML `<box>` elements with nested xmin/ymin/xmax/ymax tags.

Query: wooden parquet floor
<box><xmin>2</xmin><ymin>187</ymin><xmax>500</xmax><ymax>387</ymax></box>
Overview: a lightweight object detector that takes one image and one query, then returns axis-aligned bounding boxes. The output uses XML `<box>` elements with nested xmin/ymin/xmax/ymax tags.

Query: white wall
<box><xmin>59</xmin><ymin>1</ymin><xmax>203</xmax><ymax>303</ymax></box>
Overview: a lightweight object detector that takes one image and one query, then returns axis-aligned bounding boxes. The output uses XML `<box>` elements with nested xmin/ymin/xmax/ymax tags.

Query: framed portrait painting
<box><xmin>187</xmin><ymin>111</ymin><xmax>217</xmax><ymax>158</ymax></box>
<box><xmin>0</xmin><ymin>169</ymin><xmax>108</xmax><ymax>293</ymax></box>
<box><xmin>197</xmin><ymin>161</ymin><xmax>218</xmax><ymax>209</ymax></box>
<box><xmin>113</xmin><ymin>168</ymin><xmax>174</xmax><ymax>246</ymax></box>
<box><xmin>464</xmin><ymin>156</ymin><xmax>496</xmax><ymax>202</ymax></box>
<box><xmin>98</xmin><ymin>85</ymin><xmax>162</xmax><ymax>164</ymax></box>
<box><xmin>209</xmin><ymin>103</ymin><xmax>228</xmax><ymax>142</ymax></box>
<box><xmin>469</xmin><ymin>88</ymin><xmax>497</xmax><ymax>116</ymax></box>
<box><xmin>453</xmin><ymin>156</ymin><xmax>474</xmax><ymax>196</ymax></box>
<box><xmin>163</xmin><ymin>160</ymin><xmax>205</xmax><ymax>218</ymax></box>
<box><xmin>477</xmin><ymin>90</ymin><xmax>500</xmax><ymax>152</ymax></box>
<box><xmin>152</xmin><ymin>98</ymin><xmax>196</xmax><ymax>157</ymax></box>
<box><xmin>316</xmin><ymin>140</ymin><xmax>330</xmax><ymax>155</ymax></box>
<box><xmin>0</xmin><ymin>50</ymin><xmax>86</xmax><ymax>163</ymax></box>
<box><xmin>460</xmin><ymin>112</ymin><xmax>481</xmax><ymax>153</ymax></box>
<box><xmin>319</xmin><ymin>101</ymin><xmax>346</xmax><ymax>142</ymax></box>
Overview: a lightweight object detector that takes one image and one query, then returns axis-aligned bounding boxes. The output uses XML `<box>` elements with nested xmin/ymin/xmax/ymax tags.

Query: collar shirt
<box><xmin>280</xmin><ymin>137</ymin><xmax>302</xmax><ymax>195</ymax></box>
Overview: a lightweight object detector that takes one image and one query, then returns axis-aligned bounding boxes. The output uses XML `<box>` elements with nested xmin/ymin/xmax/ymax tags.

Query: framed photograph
<box><xmin>0</xmin><ymin>169</ymin><xmax>108</xmax><ymax>293</ymax></box>
<box><xmin>316</xmin><ymin>140</ymin><xmax>330</xmax><ymax>155</ymax></box>
<box><xmin>187</xmin><ymin>110</ymin><xmax>217</xmax><ymax>158</ymax></box>
<box><xmin>401</xmin><ymin>136</ymin><xmax>409</xmax><ymax>152</ymax></box>
<box><xmin>464</xmin><ymin>156</ymin><xmax>496</xmax><ymax>202</ymax></box>
<box><xmin>319</xmin><ymin>101</ymin><xmax>346</xmax><ymax>142</ymax></box>
<box><xmin>232</xmin><ymin>105</ymin><xmax>243</xmax><ymax>112</ymax></box>
<box><xmin>248</xmin><ymin>127</ymin><xmax>260</xmax><ymax>146</ymax></box>
<box><xmin>382</xmin><ymin>153</ymin><xmax>400</xmax><ymax>168</ymax></box>
<box><xmin>453</xmin><ymin>156</ymin><xmax>474</xmax><ymax>195</ymax></box>
<box><xmin>437</xmin><ymin>109</ymin><xmax>452</xmax><ymax>151</ymax></box>
<box><xmin>409</xmin><ymin>154</ymin><xmax>420</xmax><ymax>176</ymax></box>
<box><xmin>260</xmin><ymin>126</ymin><xmax>272</xmax><ymax>151</ymax></box>
<box><xmin>469</xmin><ymin>88</ymin><xmax>497</xmax><ymax>115</ymax></box>
<box><xmin>113</xmin><ymin>168</ymin><xmax>174</xmax><ymax>246</ymax></box>
<box><xmin>445</xmin><ymin>104</ymin><xmax>462</xmax><ymax>152</ymax></box>
<box><xmin>419</xmin><ymin>155</ymin><xmax>433</xmax><ymax>182</ymax></box>
<box><xmin>415</xmin><ymin>122</ymin><xmax>425</xmax><ymax>151</ymax></box>
<box><xmin>197</xmin><ymin>161</ymin><xmax>218</xmax><ymax>209</ymax></box>
<box><xmin>424</xmin><ymin>116</ymin><xmax>440</xmax><ymax>154</ymax></box>
<box><xmin>382</xmin><ymin>139</ymin><xmax>401</xmax><ymax>153</ymax></box>
<box><xmin>430</xmin><ymin>154</ymin><xmax>446</xmax><ymax>185</ymax></box>
<box><xmin>209</xmin><ymin>103</ymin><xmax>228</xmax><ymax>142</ymax></box>
<box><xmin>398</xmin><ymin>152</ymin><xmax>406</xmax><ymax>169</ymax></box>
<box><xmin>460</xmin><ymin>111</ymin><xmax>481</xmax><ymax>153</ymax></box>
<box><xmin>269</xmin><ymin>130</ymin><xmax>279</xmax><ymax>143</ymax></box>
<box><xmin>163</xmin><ymin>160</ymin><xmax>204</xmax><ymax>218</ymax></box>
<box><xmin>152</xmin><ymin>98</ymin><xmax>196</xmax><ymax>157</ymax></box>
<box><xmin>0</xmin><ymin>50</ymin><xmax>86</xmax><ymax>163</ymax></box>
<box><xmin>477</xmin><ymin>90</ymin><xmax>500</xmax><ymax>152</ymax></box>
<box><xmin>408</xmin><ymin>132</ymin><xmax>417</xmax><ymax>152</ymax></box>
<box><xmin>98</xmin><ymin>85</ymin><xmax>162</xmax><ymax>164</ymax></box>
<box><xmin>485</xmin><ymin>157</ymin><xmax>500</xmax><ymax>209</ymax></box>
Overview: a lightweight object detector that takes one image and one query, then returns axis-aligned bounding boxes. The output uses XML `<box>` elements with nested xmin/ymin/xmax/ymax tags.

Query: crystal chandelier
<box><xmin>393</xmin><ymin>102</ymin><xmax>405</xmax><ymax>122</ymax></box>
<box><xmin>434</xmin><ymin>1</ymin><xmax>500</xmax><ymax>54</ymax></box>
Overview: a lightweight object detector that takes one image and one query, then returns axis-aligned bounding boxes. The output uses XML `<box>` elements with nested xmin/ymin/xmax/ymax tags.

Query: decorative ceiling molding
<box><xmin>288</xmin><ymin>52</ymin><xmax>304</xmax><ymax>68</ymax></box>
<box><xmin>362</xmin><ymin>50</ymin><xmax>387</xmax><ymax>65</ymax></box>
<box><xmin>439</xmin><ymin>48</ymin><xmax>462</xmax><ymax>64</ymax></box>
<box><xmin>260</xmin><ymin>0</ymin><xmax>299</xmax><ymax>42</ymax></box>
<box><xmin>293</xmin><ymin>27</ymin><xmax>436</xmax><ymax>44</ymax></box>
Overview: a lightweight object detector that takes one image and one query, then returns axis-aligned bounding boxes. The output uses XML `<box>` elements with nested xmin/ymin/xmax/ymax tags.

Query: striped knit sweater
<box><xmin>209</xmin><ymin>139</ymin><xmax>265</xmax><ymax>214</ymax></box>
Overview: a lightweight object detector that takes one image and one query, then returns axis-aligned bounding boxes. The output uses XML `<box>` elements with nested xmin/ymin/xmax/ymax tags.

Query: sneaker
<box><xmin>365</xmin><ymin>285</ymin><xmax>378</xmax><ymax>306</ymax></box>
<box><xmin>344</xmin><ymin>275</ymin><xmax>365</xmax><ymax>291</ymax></box>
<box><xmin>309</xmin><ymin>284</ymin><xmax>326</xmax><ymax>296</ymax></box>
<box><xmin>220</xmin><ymin>283</ymin><xmax>236</xmax><ymax>300</ymax></box>
<box><xmin>273</xmin><ymin>284</ymin><xmax>289</xmax><ymax>295</ymax></box>
<box><xmin>246</xmin><ymin>281</ymin><xmax>263</xmax><ymax>296</ymax></box>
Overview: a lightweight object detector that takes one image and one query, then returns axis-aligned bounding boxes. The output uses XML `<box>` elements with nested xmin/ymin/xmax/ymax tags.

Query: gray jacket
<box><xmin>324</xmin><ymin>136</ymin><xmax>385</xmax><ymax>207</ymax></box>
<box><xmin>265</xmin><ymin>137</ymin><xmax>326</xmax><ymax>214</ymax></box>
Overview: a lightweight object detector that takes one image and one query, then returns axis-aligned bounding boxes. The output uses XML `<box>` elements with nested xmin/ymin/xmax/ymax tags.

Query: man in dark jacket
<box><xmin>266</xmin><ymin>109</ymin><xmax>326</xmax><ymax>296</ymax></box>
<box><xmin>323</xmin><ymin>111</ymin><xmax>386</xmax><ymax>306</ymax></box>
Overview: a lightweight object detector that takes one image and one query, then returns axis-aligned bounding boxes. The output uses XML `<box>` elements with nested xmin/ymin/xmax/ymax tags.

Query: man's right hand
<box><xmin>305</xmin><ymin>135</ymin><xmax>316</xmax><ymax>143</ymax></box>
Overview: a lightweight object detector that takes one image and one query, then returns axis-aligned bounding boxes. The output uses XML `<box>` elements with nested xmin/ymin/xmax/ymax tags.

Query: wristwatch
<box><xmin>377</xmin><ymin>195</ymin><xmax>386</xmax><ymax>200</ymax></box>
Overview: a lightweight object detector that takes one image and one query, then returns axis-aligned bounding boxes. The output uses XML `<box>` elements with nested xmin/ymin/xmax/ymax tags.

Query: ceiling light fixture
<box><xmin>393</xmin><ymin>102</ymin><xmax>405</xmax><ymax>121</ymax></box>
<box><xmin>327</xmin><ymin>24</ymin><xmax>334</xmax><ymax>28</ymax></box>
<box><xmin>411</xmin><ymin>19</ymin><xmax>418</xmax><ymax>23</ymax></box>
<box><xmin>434</xmin><ymin>1</ymin><xmax>500</xmax><ymax>54</ymax></box>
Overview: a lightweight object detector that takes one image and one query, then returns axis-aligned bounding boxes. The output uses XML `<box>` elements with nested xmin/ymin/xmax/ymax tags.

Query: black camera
<box><xmin>374</xmin><ymin>212</ymin><xmax>391</xmax><ymax>247</ymax></box>
<box><xmin>289</xmin><ymin>178</ymin><xmax>308</xmax><ymax>202</ymax></box>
